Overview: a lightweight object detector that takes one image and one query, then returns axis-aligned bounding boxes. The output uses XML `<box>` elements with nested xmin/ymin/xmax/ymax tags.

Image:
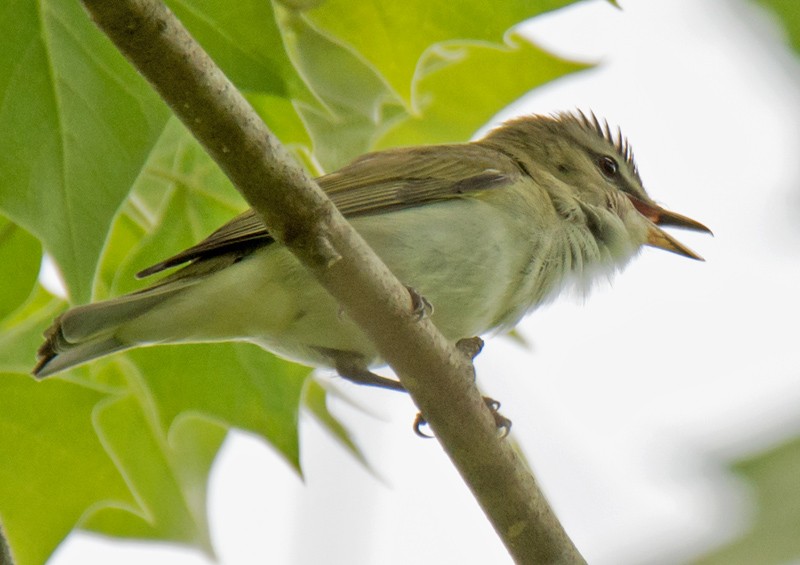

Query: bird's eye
<box><xmin>598</xmin><ymin>156</ymin><xmax>619</xmax><ymax>178</ymax></box>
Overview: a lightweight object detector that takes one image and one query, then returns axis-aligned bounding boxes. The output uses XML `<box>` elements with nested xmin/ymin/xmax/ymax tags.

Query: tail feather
<box><xmin>33</xmin><ymin>282</ymin><xmax>189</xmax><ymax>378</ymax></box>
<box><xmin>59</xmin><ymin>283</ymin><xmax>186</xmax><ymax>343</ymax></box>
<box><xmin>34</xmin><ymin>331</ymin><xmax>126</xmax><ymax>378</ymax></box>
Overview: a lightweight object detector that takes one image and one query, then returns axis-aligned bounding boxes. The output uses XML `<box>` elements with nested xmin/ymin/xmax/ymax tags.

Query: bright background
<box><xmin>50</xmin><ymin>0</ymin><xmax>800</xmax><ymax>563</ymax></box>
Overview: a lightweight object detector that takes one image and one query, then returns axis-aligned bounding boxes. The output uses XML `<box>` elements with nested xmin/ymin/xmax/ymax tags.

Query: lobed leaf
<box><xmin>0</xmin><ymin>375</ymin><xmax>134</xmax><ymax>565</ymax></box>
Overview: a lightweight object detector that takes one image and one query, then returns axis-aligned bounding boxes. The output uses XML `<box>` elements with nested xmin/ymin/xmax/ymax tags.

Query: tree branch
<box><xmin>79</xmin><ymin>0</ymin><xmax>585</xmax><ymax>562</ymax></box>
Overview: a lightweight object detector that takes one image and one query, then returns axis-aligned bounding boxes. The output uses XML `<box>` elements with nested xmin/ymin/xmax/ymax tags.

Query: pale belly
<box><xmin>120</xmin><ymin>198</ymin><xmax>567</xmax><ymax>369</ymax></box>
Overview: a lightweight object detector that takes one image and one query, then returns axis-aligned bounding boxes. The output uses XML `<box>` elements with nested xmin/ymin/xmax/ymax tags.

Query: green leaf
<box><xmin>278</xmin><ymin>9</ymin><xmax>398</xmax><ymax>120</ymax></box>
<box><xmin>247</xmin><ymin>93</ymin><xmax>313</xmax><ymax>151</ymax></box>
<box><xmin>127</xmin><ymin>343</ymin><xmax>310</xmax><ymax>471</ymax></box>
<box><xmin>305</xmin><ymin>379</ymin><xmax>368</xmax><ymax>466</ymax></box>
<box><xmin>295</xmin><ymin>103</ymin><xmax>391</xmax><ymax>173</ymax></box>
<box><xmin>696</xmin><ymin>436</ymin><xmax>800</xmax><ymax>565</ymax></box>
<box><xmin>303</xmin><ymin>0</ymin><xmax>584</xmax><ymax>104</ymax></box>
<box><xmin>0</xmin><ymin>375</ymin><xmax>134</xmax><ymax>565</ymax></box>
<box><xmin>276</xmin><ymin>9</ymin><xmax>403</xmax><ymax>170</ymax></box>
<box><xmin>754</xmin><ymin>0</ymin><xmax>800</xmax><ymax>53</ymax></box>
<box><xmin>0</xmin><ymin>0</ymin><xmax>171</xmax><ymax>303</ymax></box>
<box><xmin>0</xmin><ymin>285</ymin><xmax>65</xmax><ymax>374</ymax></box>
<box><xmin>0</xmin><ymin>0</ymin><xmax>319</xmax><ymax>304</ymax></box>
<box><xmin>95</xmin><ymin>118</ymin><xmax>249</xmax><ymax>299</ymax></box>
<box><xmin>0</xmin><ymin>216</ymin><xmax>41</xmax><ymax>321</ymax></box>
<box><xmin>166</xmin><ymin>0</ymin><xmax>314</xmax><ymax>101</ymax></box>
<box><xmin>376</xmin><ymin>33</ymin><xmax>589</xmax><ymax>148</ymax></box>
<box><xmin>503</xmin><ymin>328</ymin><xmax>533</xmax><ymax>349</ymax></box>
<box><xmin>82</xmin><ymin>394</ymin><xmax>225</xmax><ymax>552</ymax></box>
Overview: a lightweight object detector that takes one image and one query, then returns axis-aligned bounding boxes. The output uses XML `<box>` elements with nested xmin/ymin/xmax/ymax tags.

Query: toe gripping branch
<box><xmin>406</xmin><ymin>285</ymin><xmax>433</xmax><ymax>321</ymax></box>
<box><xmin>413</xmin><ymin>337</ymin><xmax>512</xmax><ymax>439</ymax></box>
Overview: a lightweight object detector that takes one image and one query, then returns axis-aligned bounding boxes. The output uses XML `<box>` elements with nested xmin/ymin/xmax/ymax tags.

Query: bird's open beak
<box><xmin>626</xmin><ymin>195</ymin><xmax>713</xmax><ymax>261</ymax></box>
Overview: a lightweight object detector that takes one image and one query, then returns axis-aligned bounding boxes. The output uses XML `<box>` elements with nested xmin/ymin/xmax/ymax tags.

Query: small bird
<box><xmin>33</xmin><ymin>112</ymin><xmax>711</xmax><ymax>390</ymax></box>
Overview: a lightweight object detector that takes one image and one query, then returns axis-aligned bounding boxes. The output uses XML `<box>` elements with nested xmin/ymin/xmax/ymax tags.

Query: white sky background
<box><xmin>50</xmin><ymin>0</ymin><xmax>800</xmax><ymax>563</ymax></box>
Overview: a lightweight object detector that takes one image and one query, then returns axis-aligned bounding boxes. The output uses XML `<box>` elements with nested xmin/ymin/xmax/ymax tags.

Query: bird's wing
<box><xmin>137</xmin><ymin>143</ymin><xmax>521</xmax><ymax>278</ymax></box>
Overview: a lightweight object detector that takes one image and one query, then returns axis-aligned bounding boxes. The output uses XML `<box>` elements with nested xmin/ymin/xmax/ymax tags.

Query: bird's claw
<box><xmin>484</xmin><ymin>396</ymin><xmax>512</xmax><ymax>438</ymax></box>
<box><xmin>406</xmin><ymin>286</ymin><xmax>433</xmax><ymax>321</ymax></box>
<box><xmin>413</xmin><ymin>413</ymin><xmax>433</xmax><ymax>438</ymax></box>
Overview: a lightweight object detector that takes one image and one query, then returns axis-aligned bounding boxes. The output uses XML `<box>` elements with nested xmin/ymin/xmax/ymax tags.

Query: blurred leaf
<box><xmin>503</xmin><ymin>328</ymin><xmax>533</xmax><ymax>349</ymax></box>
<box><xmin>697</xmin><ymin>435</ymin><xmax>800</xmax><ymax>564</ymax></box>
<box><xmin>82</xmin><ymin>394</ymin><xmax>225</xmax><ymax>552</ymax></box>
<box><xmin>0</xmin><ymin>0</ymin><xmax>170</xmax><ymax>303</ymax></box>
<box><xmin>0</xmin><ymin>375</ymin><xmax>134</xmax><ymax>565</ymax></box>
<box><xmin>0</xmin><ymin>217</ymin><xmax>41</xmax><ymax>320</ymax></box>
<box><xmin>278</xmin><ymin>9</ymin><xmax>404</xmax><ymax>170</ymax></box>
<box><xmin>304</xmin><ymin>0</ymin><xmax>583</xmax><ymax>104</ymax></box>
<box><xmin>305</xmin><ymin>379</ymin><xmax>368</xmax><ymax>466</ymax></box>
<box><xmin>0</xmin><ymin>0</ymin><xmax>314</xmax><ymax>304</ymax></box>
<box><xmin>754</xmin><ymin>0</ymin><xmax>800</xmax><ymax>52</ymax></box>
<box><xmin>128</xmin><ymin>343</ymin><xmax>310</xmax><ymax>472</ymax></box>
<box><xmin>376</xmin><ymin>33</ymin><xmax>589</xmax><ymax>148</ymax></box>
<box><xmin>246</xmin><ymin>94</ymin><xmax>313</xmax><ymax>151</ymax></box>
<box><xmin>96</xmin><ymin>118</ymin><xmax>248</xmax><ymax>299</ymax></box>
<box><xmin>0</xmin><ymin>285</ymin><xmax>65</xmax><ymax>374</ymax></box>
<box><xmin>278</xmin><ymin>8</ymin><xmax>398</xmax><ymax>121</ymax></box>
<box><xmin>0</xmin><ymin>342</ymin><xmax>305</xmax><ymax>564</ymax></box>
<box><xmin>165</xmin><ymin>0</ymin><xmax>313</xmax><ymax>101</ymax></box>
<box><xmin>295</xmin><ymin>103</ymin><xmax>393</xmax><ymax>173</ymax></box>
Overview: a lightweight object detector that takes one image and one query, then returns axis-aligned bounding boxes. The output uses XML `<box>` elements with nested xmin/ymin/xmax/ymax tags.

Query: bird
<box><xmin>33</xmin><ymin>111</ymin><xmax>711</xmax><ymax>393</ymax></box>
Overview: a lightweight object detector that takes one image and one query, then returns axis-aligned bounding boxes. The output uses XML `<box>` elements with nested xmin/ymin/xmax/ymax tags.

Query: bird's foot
<box><xmin>413</xmin><ymin>396</ymin><xmax>511</xmax><ymax>439</ymax></box>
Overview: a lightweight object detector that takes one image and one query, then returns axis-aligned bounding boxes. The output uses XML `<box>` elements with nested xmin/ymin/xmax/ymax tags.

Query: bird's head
<box><xmin>484</xmin><ymin>111</ymin><xmax>712</xmax><ymax>260</ymax></box>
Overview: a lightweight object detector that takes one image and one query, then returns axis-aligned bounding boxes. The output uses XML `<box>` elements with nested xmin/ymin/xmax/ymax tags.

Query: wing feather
<box><xmin>137</xmin><ymin>143</ymin><xmax>521</xmax><ymax>278</ymax></box>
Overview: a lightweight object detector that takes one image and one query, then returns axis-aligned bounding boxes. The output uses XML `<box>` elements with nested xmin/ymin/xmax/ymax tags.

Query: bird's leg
<box><xmin>323</xmin><ymin>338</ymin><xmax>510</xmax><ymax>438</ymax></box>
<box><xmin>329</xmin><ymin>350</ymin><xmax>406</xmax><ymax>392</ymax></box>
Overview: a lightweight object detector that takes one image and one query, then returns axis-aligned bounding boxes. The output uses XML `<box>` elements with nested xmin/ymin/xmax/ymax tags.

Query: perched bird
<box><xmin>33</xmin><ymin>112</ymin><xmax>711</xmax><ymax>389</ymax></box>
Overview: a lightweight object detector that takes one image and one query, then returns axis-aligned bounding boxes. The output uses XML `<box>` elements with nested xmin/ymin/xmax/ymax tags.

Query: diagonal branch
<box><xmin>79</xmin><ymin>0</ymin><xmax>585</xmax><ymax>562</ymax></box>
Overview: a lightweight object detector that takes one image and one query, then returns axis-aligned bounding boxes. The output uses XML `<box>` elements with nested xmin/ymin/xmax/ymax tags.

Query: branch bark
<box><xmin>79</xmin><ymin>0</ymin><xmax>585</xmax><ymax>562</ymax></box>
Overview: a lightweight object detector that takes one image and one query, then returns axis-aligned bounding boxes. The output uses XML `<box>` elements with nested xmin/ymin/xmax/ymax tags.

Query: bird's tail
<box><xmin>33</xmin><ymin>283</ymin><xmax>187</xmax><ymax>378</ymax></box>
